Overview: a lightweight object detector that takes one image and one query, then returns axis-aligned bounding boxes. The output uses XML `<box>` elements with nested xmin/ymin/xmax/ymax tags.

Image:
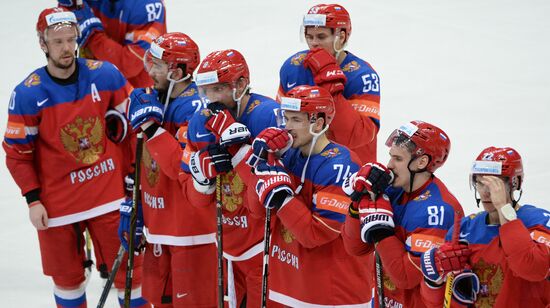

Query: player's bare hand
<box><xmin>29</xmin><ymin>202</ymin><xmax>49</xmax><ymax>230</ymax></box>
<box><xmin>478</xmin><ymin>175</ymin><xmax>508</xmax><ymax>209</ymax></box>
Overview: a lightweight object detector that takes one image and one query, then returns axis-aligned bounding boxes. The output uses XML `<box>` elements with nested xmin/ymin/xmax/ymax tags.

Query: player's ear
<box><xmin>416</xmin><ymin>154</ymin><xmax>430</xmax><ymax>170</ymax></box>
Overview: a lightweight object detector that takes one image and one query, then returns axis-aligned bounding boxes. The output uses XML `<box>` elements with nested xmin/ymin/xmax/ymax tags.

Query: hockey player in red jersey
<box><xmin>183</xmin><ymin>49</ymin><xmax>280</xmax><ymax>307</ymax></box>
<box><xmin>58</xmin><ymin>0</ymin><xmax>166</xmax><ymax>88</ymax></box>
<box><xmin>342</xmin><ymin>120</ymin><xmax>464</xmax><ymax>308</ymax></box>
<box><xmin>246</xmin><ymin>85</ymin><xmax>372</xmax><ymax>307</ymax></box>
<box><xmin>121</xmin><ymin>32</ymin><xmax>218</xmax><ymax>307</ymax></box>
<box><xmin>278</xmin><ymin>3</ymin><xmax>380</xmax><ymax>163</ymax></box>
<box><xmin>419</xmin><ymin>147</ymin><xmax>550</xmax><ymax>307</ymax></box>
<box><xmin>3</xmin><ymin>7</ymin><xmax>147</xmax><ymax>307</ymax></box>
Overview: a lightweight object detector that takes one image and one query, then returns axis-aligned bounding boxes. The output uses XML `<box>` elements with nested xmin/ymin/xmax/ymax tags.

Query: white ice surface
<box><xmin>0</xmin><ymin>0</ymin><xmax>549</xmax><ymax>306</ymax></box>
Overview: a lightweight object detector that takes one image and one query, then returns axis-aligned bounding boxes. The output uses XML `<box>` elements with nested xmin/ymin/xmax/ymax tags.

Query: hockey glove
<box><xmin>254</xmin><ymin>161</ymin><xmax>294</xmax><ymax>210</ymax></box>
<box><xmin>189</xmin><ymin>144</ymin><xmax>233</xmax><ymax>184</ymax></box>
<box><xmin>124</xmin><ymin>173</ymin><xmax>135</xmax><ymax>197</ymax></box>
<box><xmin>105</xmin><ymin>109</ymin><xmax>128</xmax><ymax>144</ymax></box>
<box><xmin>118</xmin><ymin>199</ymin><xmax>144</xmax><ymax>253</ymax></box>
<box><xmin>127</xmin><ymin>88</ymin><xmax>164</xmax><ymax>131</ymax></box>
<box><xmin>348</xmin><ymin>162</ymin><xmax>394</xmax><ymax>202</ymax></box>
<box><xmin>206</xmin><ymin>103</ymin><xmax>251</xmax><ymax>147</ymax></box>
<box><xmin>57</xmin><ymin>0</ymin><xmax>79</xmax><ymax>9</ymax></box>
<box><xmin>71</xmin><ymin>3</ymin><xmax>104</xmax><ymax>47</ymax></box>
<box><xmin>421</xmin><ymin>242</ymin><xmax>472</xmax><ymax>285</ymax></box>
<box><xmin>359</xmin><ymin>194</ymin><xmax>395</xmax><ymax>243</ymax></box>
<box><xmin>452</xmin><ymin>270</ymin><xmax>480</xmax><ymax>305</ymax></box>
<box><xmin>303</xmin><ymin>48</ymin><xmax>347</xmax><ymax>95</ymax></box>
<box><xmin>247</xmin><ymin>127</ymin><xmax>293</xmax><ymax>168</ymax></box>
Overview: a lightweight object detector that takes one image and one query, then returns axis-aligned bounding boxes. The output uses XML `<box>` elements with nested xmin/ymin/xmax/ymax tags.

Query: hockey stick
<box><xmin>96</xmin><ymin>245</ymin><xmax>125</xmax><ymax>308</ymax></box>
<box><xmin>443</xmin><ymin>211</ymin><xmax>462</xmax><ymax>308</ymax></box>
<box><xmin>375</xmin><ymin>251</ymin><xmax>385</xmax><ymax>308</ymax></box>
<box><xmin>260</xmin><ymin>207</ymin><xmax>272</xmax><ymax>308</ymax></box>
<box><xmin>124</xmin><ymin>132</ymin><xmax>144</xmax><ymax>307</ymax></box>
<box><xmin>216</xmin><ymin>175</ymin><xmax>225</xmax><ymax>308</ymax></box>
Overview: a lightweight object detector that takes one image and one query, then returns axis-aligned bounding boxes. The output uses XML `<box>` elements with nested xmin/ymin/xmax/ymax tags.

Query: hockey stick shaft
<box><xmin>124</xmin><ymin>132</ymin><xmax>144</xmax><ymax>307</ymax></box>
<box><xmin>216</xmin><ymin>175</ymin><xmax>224</xmax><ymax>308</ymax></box>
<box><xmin>260</xmin><ymin>208</ymin><xmax>272</xmax><ymax>308</ymax></box>
<box><xmin>443</xmin><ymin>211</ymin><xmax>462</xmax><ymax>308</ymax></box>
<box><xmin>375</xmin><ymin>252</ymin><xmax>385</xmax><ymax>308</ymax></box>
<box><xmin>97</xmin><ymin>245</ymin><xmax>126</xmax><ymax>308</ymax></box>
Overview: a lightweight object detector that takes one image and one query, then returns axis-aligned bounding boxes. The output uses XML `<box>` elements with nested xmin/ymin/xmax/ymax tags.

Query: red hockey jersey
<box><xmin>3</xmin><ymin>59</ymin><xmax>132</xmax><ymax>227</ymax></box>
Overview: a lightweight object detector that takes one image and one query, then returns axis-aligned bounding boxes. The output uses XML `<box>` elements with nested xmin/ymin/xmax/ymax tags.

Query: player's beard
<box><xmin>52</xmin><ymin>52</ymin><xmax>75</xmax><ymax>70</ymax></box>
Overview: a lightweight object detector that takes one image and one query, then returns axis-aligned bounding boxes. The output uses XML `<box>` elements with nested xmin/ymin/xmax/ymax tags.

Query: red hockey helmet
<box><xmin>36</xmin><ymin>7</ymin><xmax>78</xmax><ymax>39</ymax></box>
<box><xmin>145</xmin><ymin>32</ymin><xmax>200</xmax><ymax>75</ymax></box>
<box><xmin>280</xmin><ymin>85</ymin><xmax>335</xmax><ymax>127</ymax></box>
<box><xmin>470</xmin><ymin>146</ymin><xmax>523</xmax><ymax>190</ymax></box>
<box><xmin>303</xmin><ymin>4</ymin><xmax>352</xmax><ymax>39</ymax></box>
<box><xmin>385</xmin><ymin>120</ymin><xmax>451</xmax><ymax>173</ymax></box>
<box><xmin>195</xmin><ymin>49</ymin><xmax>250</xmax><ymax>86</ymax></box>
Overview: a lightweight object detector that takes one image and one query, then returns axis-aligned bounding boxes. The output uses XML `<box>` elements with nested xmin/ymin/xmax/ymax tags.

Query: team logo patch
<box><xmin>181</xmin><ymin>88</ymin><xmax>196</xmax><ymax>97</ymax></box>
<box><xmin>414</xmin><ymin>190</ymin><xmax>432</xmax><ymax>201</ymax></box>
<box><xmin>290</xmin><ymin>53</ymin><xmax>307</xmax><ymax>66</ymax></box>
<box><xmin>320</xmin><ymin>147</ymin><xmax>340</xmax><ymax>158</ymax></box>
<box><xmin>24</xmin><ymin>73</ymin><xmax>41</xmax><ymax>87</ymax></box>
<box><xmin>474</xmin><ymin>259</ymin><xmax>503</xmax><ymax>307</ymax></box>
<box><xmin>246</xmin><ymin>99</ymin><xmax>261</xmax><ymax>114</ymax></box>
<box><xmin>383</xmin><ymin>272</ymin><xmax>396</xmax><ymax>291</ymax></box>
<box><xmin>200</xmin><ymin>109</ymin><xmax>212</xmax><ymax>117</ymax></box>
<box><xmin>342</xmin><ymin>60</ymin><xmax>360</xmax><ymax>72</ymax></box>
<box><xmin>60</xmin><ymin>116</ymin><xmax>104</xmax><ymax>164</ymax></box>
<box><xmin>85</xmin><ymin>59</ymin><xmax>103</xmax><ymax>70</ymax></box>
<box><xmin>281</xmin><ymin>226</ymin><xmax>296</xmax><ymax>244</ymax></box>
<box><xmin>142</xmin><ymin>145</ymin><xmax>160</xmax><ymax>187</ymax></box>
<box><xmin>221</xmin><ymin>171</ymin><xmax>244</xmax><ymax>212</ymax></box>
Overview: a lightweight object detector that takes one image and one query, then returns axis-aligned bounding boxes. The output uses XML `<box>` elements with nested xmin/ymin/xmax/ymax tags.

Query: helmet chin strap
<box><xmin>295</xmin><ymin>121</ymin><xmax>329</xmax><ymax>194</ymax></box>
<box><xmin>161</xmin><ymin>71</ymin><xmax>190</xmax><ymax>124</ymax></box>
<box><xmin>332</xmin><ymin>32</ymin><xmax>346</xmax><ymax>61</ymax></box>
<box><xmin>232</xmin><ymin>84</ymin><xmax>251</xmax><ymax>119</ymax></box>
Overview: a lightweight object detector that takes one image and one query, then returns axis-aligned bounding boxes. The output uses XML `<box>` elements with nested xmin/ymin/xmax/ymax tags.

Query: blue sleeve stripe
<box><xmin>314</xmin><ymin>209</ymin><xmax>345</xmax><ymax>223</ymax></box>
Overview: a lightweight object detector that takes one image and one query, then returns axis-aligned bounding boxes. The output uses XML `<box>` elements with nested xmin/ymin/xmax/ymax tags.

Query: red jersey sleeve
<box><xmin>500</xmin><ymin>219</ymin><xmax>550</xmax><ymax>281</ymax></box>
<box><xmin>341</xmin><ymin>214</ymin><xmax>375</xmax><ymax>256</ymax></box>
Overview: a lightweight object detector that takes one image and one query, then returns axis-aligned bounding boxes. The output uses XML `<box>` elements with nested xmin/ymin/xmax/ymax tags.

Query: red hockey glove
<box><xmin>345</xmin><ymin>162</ymin><xmax>394</xmax><ymax>202</ymax></box>
<box><xmin>303</xmin><ymin>48</ymin><xmax>347</xmax><ymax>95</ymax></box>
<box><xmin>358</xmin><ymin>194</ymin><xmax>395</xmax><ymax>244</ymax></box>
<box><xmin>189</xmin><ymin>144</ymin><xmax>233</xmax><ymax>185</ymax></box>
<box><xmin>205</xmin><ymin>103</ymin><xmax>250</xmax><ymax>147</ymax></box>
<box><xmin>254</xmin><ymin>161</ymin><xmax>294</xmax><ymax>210</ymax></box>
<box><xmin>421</xmin><ymin>242</ymin><xmax>472</xmax><ymax>284</ymax></box>
<box><xmin>247</xmin><ymin>127</ymin><xmax>293</xmax><ymax>167</ymax></box>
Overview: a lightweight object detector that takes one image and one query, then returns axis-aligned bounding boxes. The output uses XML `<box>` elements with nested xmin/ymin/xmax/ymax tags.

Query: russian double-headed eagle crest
<box><xmin>60</xmin><ymin>116</ymin><xmax>104</xmax><ymax>164</ymax></box>
<box><xmin>142</xmin><ymin>145</ymin><xmax>160</xmax><ymax>187</ymax></box>
<box><xmin>221</xmin><ymin>171</ymin><xmax>244</xmax><ymax>212</ymax></box>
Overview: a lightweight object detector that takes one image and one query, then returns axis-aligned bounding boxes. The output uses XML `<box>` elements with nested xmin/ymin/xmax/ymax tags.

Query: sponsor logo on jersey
<box><xmin>315</xmin><ymin>191</ymin><xmax>349</xmax><ymax>215</ymax></box>
<box><xmin>60</xmin><ymin>116</ymin><xmax>104</xmax><ymax>164</ymax></box>
<box><xmin>342</xmin><ymin>60</ymin><xmax>361</xmax><ymax>72</ymax></box>
<box><xmin>180</xmin><ymin>88</ymin><xmax>196</xmax><ymax>97</ymax></box>
<box><xmin>407</xmin><ymin>233</ymin><xmax>444</xmax><ymax>253</ymax></box>
<box><xmin>290</xmin><ymin>53</ymin><xmax>307</xmax><ymax>66</ymax></box>
<box><xmin>246</xmin><ymin>99</ymin><xmax>261</xmax><ymax>114</ymax></box>
<box><xmin>531</xmin><ymin>230</ymin><xmax>550</xmax><ymax>247</ymax></box>
<box><xmin>24</xmin><ymin>73</ymin><xmax>41</xmax><ymax>87</ymax></box>
<box><xmin>222</xmin><ymin>171</ymin><xmax>244</xmax><ymax>212</ymax></box>
<box><xmin>176</xmin><ymin>126</ymin><xmax>188</xmax><ymax>144</ymax></box>
<box><xmin>69</xmin><ymin>158</ymin><xmax>115</xmax><ymax>184</ymax></box>
<box><xmin>414</xmin><ymin>189</ymin><xmax>432</xmax><ymax>201</ymax></box>
<box><xmin>320</xmin><ymin>147</ymin><xmax>340</xmax><ymax>158</ymax></box>
<box><xmin>142</xmin><ymin>146</ymin><xmax>160</xmax><ymax>187</ymax></box>
<box><xmin>350</xmin><ymin>99</ymin><xmax>380</xmax><ymax>120</ymax></box>
<box><xmin>271</xmin><ymin>244</ymin><xmax>299</xmax><ymax>269</ymax></box>
<box><xmin>5</xmin><ymin>122</ymin><xmax>25</xmax><ymax>139</ymax></box>
<box><xmin>85</xmin><ymin>59</ymin><xmax>103</xmax><ymax>70</ymax></box>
